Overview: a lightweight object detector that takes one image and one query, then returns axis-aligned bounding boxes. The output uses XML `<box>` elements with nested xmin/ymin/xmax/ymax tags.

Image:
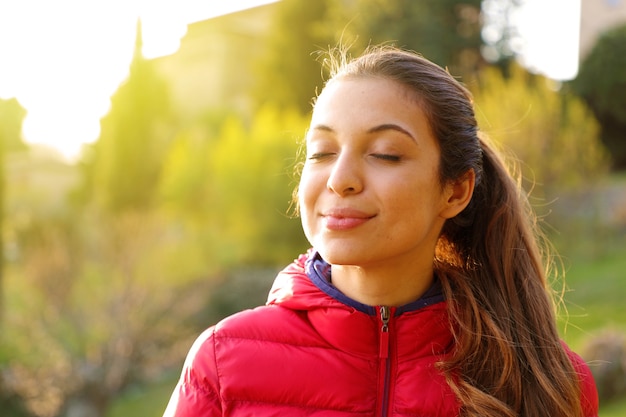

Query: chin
<box><xmin>315</xmin><ymin>243</ymin><xmax>364</xmax><ymax>266</ymax></box>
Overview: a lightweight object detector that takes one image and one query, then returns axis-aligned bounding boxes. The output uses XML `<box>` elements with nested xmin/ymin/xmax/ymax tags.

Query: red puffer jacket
<box><xmin>163</xmin><ymin>251</ymin><xmax>598</xmax><ymax>417</ymax></box>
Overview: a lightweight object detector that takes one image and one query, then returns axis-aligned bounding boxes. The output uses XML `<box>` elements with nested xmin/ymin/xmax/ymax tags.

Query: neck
<box><xmin>330</xmin><ymin>262</ymin><xmax>434</xmax><ymax>307</ymax></box>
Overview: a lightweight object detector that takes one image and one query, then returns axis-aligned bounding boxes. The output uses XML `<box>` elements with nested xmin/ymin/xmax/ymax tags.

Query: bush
<box><xmin>472</xmin><ymin>64</ymin><xmax>607</xmax><ymax>196</ymax></box>
<box><xmin>582</xmin><ymin>330</ymin><xmax>626</xmax><ymax>403</ymax></box>
<box><xmin>573</xmin><ymin>24</ymin><xmax>626</xmax><ymax>170</ymax></box>
<box><xmin>0</xmin><ymin>387</ymin><xmax>34</xmax><ymax>417</ymax></box>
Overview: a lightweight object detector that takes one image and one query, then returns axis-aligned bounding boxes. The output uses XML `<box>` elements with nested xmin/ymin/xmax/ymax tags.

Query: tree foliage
<box><xmin>0</xmin><ymin>98</ymin><xmax>27</xmax><ymax>314</ymax></box>
<box><xmin>0</xmin><ymin>98</ymin><xmax>27</xmax><ymax>153</ymax></box>
<box><xmin>79</xmin><ymin>23</ymin><xmax>174</xmax><ymax>212</ymax></box>
<box><xmin>252</xmin><ymin>0</ymin><xmax>333</xmax><ymax>114</ymax></box>
<box><xmin>0</xmin><ymin>98</ymin><xmax>31</xmax><ymax>417</ymax></box>
<box><xmin>326</xmin><ymin>0</ymin><xmax>483</xmax><ymax>74</ymax></box>
<box><xmin>572</xmin><ymin>23</ymin><xmax>626</xmax><ymax>170</ymax></box>
<box><xmin>472</xmin><ymin>64</ymin><xmax>608</xmax><ymax>194</ymax></box>
<box><xmin>253</xmin><ymin>0</ymin><xmax>484</xmax><ymax>113</ymax></box>
<box><xmin>159</xmin><ymin>105</ymin><xmax>310</xmax><ymax>266</ymax></box>
<box><xmin>2</xmin><ymin>210</ymin><xmax>209</xmax><ymax>417</ymax></box>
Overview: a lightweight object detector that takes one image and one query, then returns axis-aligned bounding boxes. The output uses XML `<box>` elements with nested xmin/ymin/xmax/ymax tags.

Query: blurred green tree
<box><xmin>0</xmin><ymin>98</ymin><xmax>27</xmax><ymax>151</ymax></box>
<box><xmin>472</xmin><ymin>64</ymin><xmax>608</xmax><ymax>194</ymax></box>
<box><xmin>326</xmin><ymin>0</ymin><xmax>483</xmax><ymax>75</ymax></box>
<box><xmin>0</xmin><ymin>97</ymin><xmax>31</xmax><ymax>417</ymax></box>
<box><xmin>159</xmin><ymin>105</ymin><xmax>309</xmax><ymax>267</ymax></box>
<box><xmin>0</xmin><ymin>97</ymin><xmax>26</xmax><ymax>319</ymax></box>
<box><xmin>78</xmin><ymin>20</ymin><xmax>174</xmax><ymax>212</ymax></box>
<box><xmin>572</xmin><ymin>23</ymin><xmax>626</xmax><ymax>170</ymax></box>
<box><xmin>253</xmin><ymin>0</ymin><xmax>488</xmax><ymax>113</ymax></box>
<box><xmin>252</xmin><ymin>0</ymin><xmax>333</xmax><ymax>114</ymax></box>
<box><xmin>208</xmin><ymin>105</ymin><xmax>309</xmax><ymax>265</ymax></box>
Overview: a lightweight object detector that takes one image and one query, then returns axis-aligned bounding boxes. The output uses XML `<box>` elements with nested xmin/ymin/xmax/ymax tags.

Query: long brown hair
<box><xmin>322</xmin><ymin>45</ymin><xmax>583</xmax><ymax>417</ymax></box>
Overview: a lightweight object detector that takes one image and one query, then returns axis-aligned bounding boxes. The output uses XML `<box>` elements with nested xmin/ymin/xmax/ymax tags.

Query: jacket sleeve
<box><xmin>163</xmin><ymin>327</ymin><xmax>222</xmax><ymax>417</ymax></box>
<box><xmin>564</xmin><ymin>344</ymin><xmax>599</xmax><ymax>417</ymax></box>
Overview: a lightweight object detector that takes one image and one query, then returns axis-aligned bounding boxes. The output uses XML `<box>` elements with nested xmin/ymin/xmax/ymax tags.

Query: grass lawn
<box><xmin>600</xmin><ymin>396</ymin><xmax>626</xmax><ymax>417</ymax></box>
<box><xmin>557</xmin><ymin>238</ymin><xmax>626</xmax><ymax>351</ymax></box>
<box><xmin>555</xmin><ymin>230</ymin><xmax>626</xmax><ymax>416</ymax></box>
<box><xmin>106</xmin><ymin>376</ymin><xmax>177</xmax><ymax>417</ymax></box>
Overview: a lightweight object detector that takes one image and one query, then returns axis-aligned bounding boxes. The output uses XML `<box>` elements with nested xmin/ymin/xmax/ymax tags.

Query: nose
<box><xmin>326</xmin><ymin>152</ymin><xmax>363</xmax><ymax>196</ymax></box>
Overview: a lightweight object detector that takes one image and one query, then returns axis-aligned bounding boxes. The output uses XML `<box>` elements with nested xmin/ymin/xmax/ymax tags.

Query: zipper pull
<box><xmin>379</xmin><ymin>306</ymin><xmax>390</xmax><ymax>358</ymax></box>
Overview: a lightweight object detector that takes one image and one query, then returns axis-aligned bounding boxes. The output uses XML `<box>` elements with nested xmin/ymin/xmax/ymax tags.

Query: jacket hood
<box><xmin>266</xmin><ymin>250</ymin><xmax>335</xmax><ymax>311</ymax></box>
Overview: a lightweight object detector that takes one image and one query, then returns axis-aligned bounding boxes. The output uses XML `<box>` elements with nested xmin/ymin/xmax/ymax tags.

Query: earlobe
<box><xmin>441</xmin><ymin>169</ymin><xmax>475</xmax><ymax>219</ymax></box>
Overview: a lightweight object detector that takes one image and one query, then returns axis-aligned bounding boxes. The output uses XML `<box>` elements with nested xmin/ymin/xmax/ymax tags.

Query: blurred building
<box><xmin>579</xmin><ymin>0</ymin><xmax>626</xmax><ymax>59</ymax></box>
<box><xmin>153</xmin><ymin>3</ymin><xmax>276</xmax><ymax>121</ymax></box>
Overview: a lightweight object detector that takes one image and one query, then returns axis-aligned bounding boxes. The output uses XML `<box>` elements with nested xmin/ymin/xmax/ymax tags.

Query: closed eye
<box><xmin>372</xmin><ymin>154</ymin><xmax>401</xmax><ymax>162</ymax></box>
<box><xmin>307</xmin><ymin>152</ymin><xmax>335</xmax><ymax>161</ymax></box>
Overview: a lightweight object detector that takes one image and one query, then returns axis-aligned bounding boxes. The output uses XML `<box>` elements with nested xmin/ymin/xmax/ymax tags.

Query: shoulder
<box><xmin>163</xmin><ymin>327</ymin><xmax>222</xmax><ymax>417</ymax></box>
<box><xmin>562</xmin><ymin>342</ymin><xmax>599</xmax><ymax>417</ymax></box>
<box><xmin>171</xmin><ymin>307</ymin><xmax>296</xmax><ymax>398</ymax></box>
<box><xmin>185</xmin><ymin>300</ymin><xmax>328</xmax><ymax>375</ymax></box>
<box><xmin>215</xmin><ymin>304</ymin><xmax>294</xmax><ymax>334</ymax></box>
<box><xmin>183</xmin><ymin>306</ymin><xmax>293</xmax><ymax>364</ymax></box>
<box><xmin>212</xmin><ymin>304</ymin><xmax>325</xmax><ymax>347</ymax></box>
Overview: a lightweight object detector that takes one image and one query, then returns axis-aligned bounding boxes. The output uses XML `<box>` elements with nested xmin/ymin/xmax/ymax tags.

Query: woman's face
<box><xmin>299</xmin><ymin>76</ymin><xmax>461</xmax><ymax>269</ymax></box>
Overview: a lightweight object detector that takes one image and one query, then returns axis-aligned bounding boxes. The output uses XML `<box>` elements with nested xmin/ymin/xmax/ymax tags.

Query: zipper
<box><xmin>379</xmin><ymin>306</ymin><xmax>390</xmax><ymax>357</ymax></box>
<box><xmin>378</xmin><ymin>306</ymin><xmax>392</xmax><ymax>417</ymax></box>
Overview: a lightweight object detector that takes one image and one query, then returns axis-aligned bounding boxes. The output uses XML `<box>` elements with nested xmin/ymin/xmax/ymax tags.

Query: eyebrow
<box><xmin>311</xmin><ymin>123</ymin><xmax>416</xmax><ymax>142</ymax></box>
<box><xmin>367</xmin><ymin>124</ymin><xmax>415</xmax><ymax>141</ymax></box>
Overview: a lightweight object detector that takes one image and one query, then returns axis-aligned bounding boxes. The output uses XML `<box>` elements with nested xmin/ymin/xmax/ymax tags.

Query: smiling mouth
<box><xmin>322</xmin><ymin>210</ymin><xmax>375</xmax><ymax>231</ymax></box>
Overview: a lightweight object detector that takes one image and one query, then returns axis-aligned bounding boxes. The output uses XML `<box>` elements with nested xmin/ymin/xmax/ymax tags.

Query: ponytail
<box><xmin>436</xmin><ymin>137</ymin><xmax>584</xmax><ymax>417</ymax></box>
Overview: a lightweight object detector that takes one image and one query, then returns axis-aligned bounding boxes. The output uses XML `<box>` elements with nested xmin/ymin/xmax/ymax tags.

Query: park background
<box><xmin>1</xmin><ymin>0</ymin><xmax>626</xmax><ymax>416</ymax></box>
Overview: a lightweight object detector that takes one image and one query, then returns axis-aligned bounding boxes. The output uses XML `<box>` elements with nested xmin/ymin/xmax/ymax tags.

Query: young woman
<box><xmin>163</xmin><ymin>46</ymin><xmax>598</xmax><ymax>417</ymax></box>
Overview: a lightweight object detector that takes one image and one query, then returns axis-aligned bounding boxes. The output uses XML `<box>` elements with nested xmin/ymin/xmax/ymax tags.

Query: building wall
<box><xmin>580</xmin><ymin>0</ymin><xmax>626</xmax><ymax>59</ymax></box>
<box><xmin>153</xmin><ymin>4</ymin><xmax>276</xmax><ymax>121</ymax></box>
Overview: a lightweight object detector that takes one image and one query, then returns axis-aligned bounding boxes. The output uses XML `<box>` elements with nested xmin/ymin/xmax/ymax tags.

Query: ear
<box><xmin>440</xmin><ymin>169</ymin><xmax>475</xmax><ymax>219</ymax></box>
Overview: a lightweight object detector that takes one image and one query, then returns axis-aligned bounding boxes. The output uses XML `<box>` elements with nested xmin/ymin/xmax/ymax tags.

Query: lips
<box><xmin>321</xmin><ymin>208</ymin><xmax>375</xmax><ymax>230</ymax></box>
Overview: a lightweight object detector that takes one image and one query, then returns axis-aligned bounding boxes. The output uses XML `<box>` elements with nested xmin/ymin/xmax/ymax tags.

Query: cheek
<box><xmin>384</xmin><ymin>177</ymin><xmax>438</xmax><ymax>217</ymax></box>
<box><xmin>297</xmin><ymin>187</ymin><xmax>316</xmax><ymax>245</ymax></box>
<box><xmin>298</xmin><ymin>168</ymin><xmax>321</xmax><ymax>207</ymax></box>
<box><xmin>297</xmin><ymin>174</ymin><xmax>315</xmax><ymax>223</ymax></box>
<box><xmin>298</xmin><ymin>168</ymin><xmax>327</xmax><ymax>241</ymax></box>
<box><xmin>297</xmin><ymin>173</ymin><xmax>310</xmax><ymax>211</ymax></box>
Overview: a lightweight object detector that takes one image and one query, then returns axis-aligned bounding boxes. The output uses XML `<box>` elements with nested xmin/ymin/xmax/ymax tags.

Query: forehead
<box><xmin>311</xmin><ymin>76</ymin><xmax>430</xmax><ymax>132</ymax></box>
<box><xmin>317</xmin><ymin>75</ymin><xmax>417</xmax><ymax>105</ymax></box>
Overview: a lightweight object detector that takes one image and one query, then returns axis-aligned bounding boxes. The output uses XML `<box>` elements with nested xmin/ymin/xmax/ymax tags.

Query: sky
<box><xmin>514</xmin><ymin>0</ymin><xmax>582</xmax><ymax>81</ymax></box>
<box><xmin>0</xmin><ymin>0</ymin><xmax>580</xmax><ymax>162</ymax></box>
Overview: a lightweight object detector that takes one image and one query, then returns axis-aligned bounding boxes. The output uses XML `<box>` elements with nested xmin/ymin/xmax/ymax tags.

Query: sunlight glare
<box><xmin>0</xmin><ymin>0</ymin><xmax>138</xmax><ymax>161</ymax></box>
<box><xmin>515</xmin><ymin>0</ymin><xmax>581</xmax><ymax>80</ymax></box>
<box><xmin>0</xmin><ymin>0</ymin><xmax>202</xmax><ymax>161</ymax></box>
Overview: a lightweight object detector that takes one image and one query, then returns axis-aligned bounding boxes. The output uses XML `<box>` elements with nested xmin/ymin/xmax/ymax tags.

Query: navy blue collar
<box><xmin>305</xmin><ymin>251</ymin><xmax>445</xmax><ymax>316</ymax></box>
